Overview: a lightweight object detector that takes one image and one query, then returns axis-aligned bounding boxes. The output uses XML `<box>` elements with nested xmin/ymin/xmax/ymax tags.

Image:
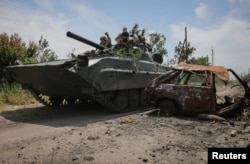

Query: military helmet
<box><xmin>121</xmin><ymin>27</ymin><xmax>129</xmax><ymax>36</ymax></box>
<box><xmin>100</xmin><ymin>36</ymin><xmax>107</xmax><ymax>41</ymax></box>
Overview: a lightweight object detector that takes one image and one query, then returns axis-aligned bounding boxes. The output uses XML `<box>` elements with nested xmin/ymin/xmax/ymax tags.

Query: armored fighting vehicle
<box><xmin>7</xmin><ymin>31</ymin><xmax>169</xmax><ymax>112</ymax></box>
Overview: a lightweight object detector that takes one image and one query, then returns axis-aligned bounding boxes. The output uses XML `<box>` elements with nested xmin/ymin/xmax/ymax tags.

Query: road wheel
<box><xmin>34</xmin><ymin>93</ymin><xmax>50</xmax><ymax>106</ymax></box>
<box><xmin>129</xmin><ymin>90</ymin><xmax>139</xmax><ymax>108</ymax></box>
<box><xmin>49</xmin><ymin>97</ymin><xmax>63</xmax><ymax>106</ymax></box>
<box><xmin>140</xmin><ymin>89</ymin><xmax>148</xmax><ymax>106</ymax></box>
<box><xmin>159</xmin><ymin>99</ymin><xmax>178</xmax><ymax>116</ymax></box>
<box><xmin>66</xmin><ymin>98</ymin><xmax>77</xmax><ymax>105</ymax></box>
<box><xmin>114</xmin><ymin>90</ymin><xmax>128</xmax><ymax>111</ymax></box>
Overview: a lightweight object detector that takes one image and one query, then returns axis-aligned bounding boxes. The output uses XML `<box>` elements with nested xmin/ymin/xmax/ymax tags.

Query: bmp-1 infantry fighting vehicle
<box><xmin>7</xmin><ymin>31</ymin><xmax>169</xmax><ymax>112</ymax></box>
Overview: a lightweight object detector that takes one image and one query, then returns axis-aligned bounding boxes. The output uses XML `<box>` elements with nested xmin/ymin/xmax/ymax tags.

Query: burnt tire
<box><xmin>159</xmin><ymin>99</ymin><xmax>178</xmax><ymax>116</ymax></box>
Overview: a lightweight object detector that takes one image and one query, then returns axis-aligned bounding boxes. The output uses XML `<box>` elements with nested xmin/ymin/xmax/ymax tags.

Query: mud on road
<box><xmin>0</xmin><ymin>102</ymin><xmax>249</xmax><ymax>164</ymax></box>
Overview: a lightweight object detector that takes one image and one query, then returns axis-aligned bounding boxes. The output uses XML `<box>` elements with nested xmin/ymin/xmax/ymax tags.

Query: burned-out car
<box><xmin>145</xmin><ymin>62</ymin><xmax>250</xmax><ymax>116</ymax></box>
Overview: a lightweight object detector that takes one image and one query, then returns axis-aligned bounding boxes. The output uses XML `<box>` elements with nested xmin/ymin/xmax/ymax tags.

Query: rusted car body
<box><xmin>146</xmin><ymin>62</ymin><xmax>250</xmax><ymax>116</ymax></box>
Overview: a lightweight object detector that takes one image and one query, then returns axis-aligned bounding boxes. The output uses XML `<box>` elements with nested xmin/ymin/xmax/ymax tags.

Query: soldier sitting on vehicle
<box><xmin>128</xmin><ymin>34</ymin><xmax>140</xmax><ymax>47</ymax></box>
<box><xmin>100</xmin><ymin>32</ymin><xmax>112</xmax><ymax>48</ymax></box>
<box><xmin>96</xmin><ymin>32</ymin><xmax>112</xmax><ymax>55</ymax></box>
<box><xmin>138</xmin><ymin>36</ymin><xmax>152</xmax><ymax>52</ymax></box>
<box><xmin>115</xmin><ymin>27</ymin><xmax>129</xmax><ymax>45</ymax></box>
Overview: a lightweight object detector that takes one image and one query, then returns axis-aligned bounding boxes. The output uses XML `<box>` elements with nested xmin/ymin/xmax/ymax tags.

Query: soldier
<box><xmin>96</xmin><ymin>32</ymin><xmax>112</xmax><ymax>55</ymax></box>
<box><xmin>99</xmin><ymin>36</ymin><xmax>107</xmax><ymax>47</ymax></box>
<box><xmin>100</xmin><ymin>32</ymin><xmax>112</xmax><ymax>48</ymax></box>
<box><xmin>139</xmin><ymin>36</ymin><xmax>152</xmax><ymax>52</ymax></box>
<box><xmin>104</xmin><ymin>32</ymin><xmax>112</xmax><ymax>48</ymax></box>
<box><xmin>115</xmin><ymin>27</ymin><xmax>129</xmax><ymax>44</ymax></box>
<box><xmin>128</xmin><ymin>34</ymin><xmax>139</xmax><ymax>46</ymax></box>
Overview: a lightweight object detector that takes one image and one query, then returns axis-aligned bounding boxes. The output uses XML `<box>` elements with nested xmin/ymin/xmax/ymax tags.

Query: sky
<box><xmin>0</xmin><ymin>0</ymin><xmax>250</xmax><ymax>74</ymax></box>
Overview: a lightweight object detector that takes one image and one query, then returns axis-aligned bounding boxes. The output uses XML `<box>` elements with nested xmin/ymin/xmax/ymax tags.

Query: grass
<box><xmin>241</xmin><ymin>109</ymin><xmax>250</xmax><ymax>123</ymax></box>
<box><xmin>0</xmin><ymin>82</ymin><xmax>36</xmax><ymax>105</ymax></box>
<box><xmin>237</xmin><ymin>108</ymin><xmax>250</xmax><ymax>131</ymax></box>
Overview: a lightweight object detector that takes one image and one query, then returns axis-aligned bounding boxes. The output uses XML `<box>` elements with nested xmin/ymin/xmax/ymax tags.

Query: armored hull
<box><xmin>7</xmin><ymin>31</ymin><xmax>169</xmax><ymax>112</ymax></box>
<box><xmin>8</xmin><ymin>56</ymin><xmax>169</xmax><ymax>112</ymax></box>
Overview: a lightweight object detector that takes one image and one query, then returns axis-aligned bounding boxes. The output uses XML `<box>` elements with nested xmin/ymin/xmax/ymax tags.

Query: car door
<box><xmin>179</xmin><ymin>85</ymin><xmax>214</xmax><ymax>114</ymax></box>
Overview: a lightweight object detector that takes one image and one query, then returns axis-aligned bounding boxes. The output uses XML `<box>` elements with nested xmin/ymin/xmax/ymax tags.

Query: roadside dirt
<box><xmin>0</xmin><ymin>101</ymin><xmax>249</xmax><ymax>164</ymax></box>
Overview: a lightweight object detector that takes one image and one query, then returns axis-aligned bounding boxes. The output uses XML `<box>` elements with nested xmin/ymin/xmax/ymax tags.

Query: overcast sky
<box><xmin>1</xmin><ymin>0</ymin><xmax>250</xmax><ymax>74</ymax></box>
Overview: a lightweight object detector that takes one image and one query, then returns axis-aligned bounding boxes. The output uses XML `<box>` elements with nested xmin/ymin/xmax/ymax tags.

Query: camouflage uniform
<box><xmin>105</xmin><ymin>32</ymin><xmax>112</xmax><ymax>48</ymax></box>
<box><xmin>128</xmin><ymin>34</ymin><xmax>139</xmax><ymax>47</ymax></box>
<box><xmin>96</xmin><ymin>32</ymin><xmax>112</xmax><ymax>55</ymax></box>
<box><xmin>139</xmin><ymin>36</ymin><xmax>152</xmax><ymax>52</ymax></box>
<box><xmin>100</xmin><ymin>36</ymin><xmax>107</xmax><ymax>47</ymax></box>
<box><xmin>115</xmin><ymin>27</ymin><xmax>129</xmax><ymax>44</ymax></box>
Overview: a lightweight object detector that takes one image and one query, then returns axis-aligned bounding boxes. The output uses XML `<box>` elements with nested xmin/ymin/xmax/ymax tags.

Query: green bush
<box><xmin>0</xmin><ymin>82</ymin><xmax>36</xmax><ymax>105</ymax></box>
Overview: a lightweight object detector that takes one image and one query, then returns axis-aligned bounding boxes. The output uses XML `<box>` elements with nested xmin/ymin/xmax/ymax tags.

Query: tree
<box><xmin>129</xmin><ymin>24</ymin><xmax>168</xmax><ymax>56</ymax></box>
<box><xmin>36</xmin><ymin>36</ymin><xmax>57</xmax><ymax>62</ymax></box>
<box><xmin>0</xmin><ymin>33</ymin><xmax>57</xmax><ymax>84</ymax></box>
<box><xmin>174</xmin><ymin>41</ymin><xmax>196</xmax><ymax>64</ymax></box>
<box><xmin>0</xmin><ymin>33</ymin><xmax>27</xmax><ymax>82</ymax></box>
<box><xmin>240</xmin><ymin>68</ymin><xmax>250</xmax><ymax>82</ymax></box>
<box><xmin>190</xmin><ymin>55</ymin><xmax>210</xmax><ymax>66</ymax></box>
<box><xmin>170</xmin><ymin>41</ymin><xmax>211</xmax><ymax>66</ymax></box>
<box><xmin>129</xmin><ymin>24</ymin><xmax>145</xmax><ymax>36</ymax></box>
<box><xmin>25</xmin><ymin>41</ymin><xmax>39</xmax><ymax>64</ymax></box>
<box><xmin>149</xmin><ymin>33</ymin><xmax>167</xmax><ymax>55</ymax></box>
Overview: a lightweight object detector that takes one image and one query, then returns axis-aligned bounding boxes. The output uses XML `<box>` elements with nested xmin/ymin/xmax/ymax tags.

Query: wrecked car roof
<box><xmin>174</xmin><ymin>62</ymin><xmax>229</xmax><ymax>82</ymax></box>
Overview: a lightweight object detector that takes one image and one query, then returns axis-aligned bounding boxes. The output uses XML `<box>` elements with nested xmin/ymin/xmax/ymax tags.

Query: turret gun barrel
<box><xmin>67</xmin><ymin>31</ymin><xmax>106</xmax><ymax>50</ymax></box>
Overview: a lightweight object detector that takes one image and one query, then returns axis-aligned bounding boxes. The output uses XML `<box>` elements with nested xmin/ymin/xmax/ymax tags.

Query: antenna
<box><xmin>180</xmin><ymin>27</ymin><xmax>188</xmax><ymax>63</ymax></box>
<box><xmin>211</xmin><ymin>47</ymin><xmax>214</xmax><ymax>65</ymax></box>
<box><xmin>185</xmin><ymin>27</ymin><xmax>188</xmax><ymax>62</ymax></box>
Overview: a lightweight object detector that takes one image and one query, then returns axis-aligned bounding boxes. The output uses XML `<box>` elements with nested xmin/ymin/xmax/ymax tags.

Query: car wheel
<box><xmin>159</xmin><ymin>99</ymin><xmax>178</xmax><ymax>116</ymax></box>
